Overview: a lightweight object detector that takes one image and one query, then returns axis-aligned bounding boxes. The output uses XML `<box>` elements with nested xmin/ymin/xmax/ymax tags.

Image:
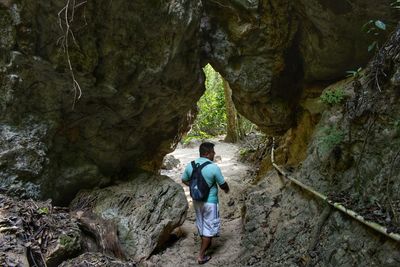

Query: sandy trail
<box><xmin>144</xmin><ymin>139</ymin><xmax>252</xmax><ymax>267</ymax></box>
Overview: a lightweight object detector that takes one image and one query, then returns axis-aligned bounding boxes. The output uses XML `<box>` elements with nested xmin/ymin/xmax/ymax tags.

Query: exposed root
<box><xmin>57</xmin><ymin>0</ymin><xmax>87</xmax><ymax>109</ymax></box>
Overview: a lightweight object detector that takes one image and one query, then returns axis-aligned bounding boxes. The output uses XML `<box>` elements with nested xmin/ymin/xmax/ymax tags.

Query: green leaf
<box><xmin>374</xmin><ymin>20</ymin><xmax>386</xmax><ymax>30</ymax></box>
<box><xmin>368</xmin><ymin>41</ymin><xmax>377</xmax><ymax>52</ymax></box>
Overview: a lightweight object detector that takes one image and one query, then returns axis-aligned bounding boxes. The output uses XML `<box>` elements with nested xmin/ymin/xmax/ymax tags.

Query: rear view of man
<box><xmin>182</xmin><ymin>142</ymin><xmax>230</xmax><ymax>264</ymax></box>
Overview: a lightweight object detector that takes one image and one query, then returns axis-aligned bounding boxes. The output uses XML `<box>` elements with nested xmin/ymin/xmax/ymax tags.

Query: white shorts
<box><xmin>193</xmin><ymin>201</ymin><xmax>220</xmax><ymax>237</ymax></box>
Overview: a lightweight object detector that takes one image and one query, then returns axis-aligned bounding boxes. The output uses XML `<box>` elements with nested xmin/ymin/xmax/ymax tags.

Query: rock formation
<box><xmin>201</xmin><ymin>0</ymin><xmax>395</xmax><ymax>134</ymax></box>
<box><xmin>0</xmin><ymin>0</ymin><xmax>203</xmax><ymax>203</ymax></box>
<box><xmin>238</xmin><ymin>25</ymin><xmax>400</xmax><ymax>266</ymax></box>
<box><xmin>70</xmin><ymin>173</ymin><xmax>188</xmax><ymax>261</ymax></box>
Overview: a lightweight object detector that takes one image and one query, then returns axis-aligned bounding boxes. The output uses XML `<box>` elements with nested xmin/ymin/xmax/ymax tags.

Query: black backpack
<box><xmin>189</xmin><ymin>161</ymin><xmax>212</xmax><ymax>201</ymax></box>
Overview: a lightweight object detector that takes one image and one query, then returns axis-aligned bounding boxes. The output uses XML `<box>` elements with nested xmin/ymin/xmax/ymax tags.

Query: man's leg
<box><xmin>199</xmin><ymin>236</ymin><xmax>212</xmax><ymax>260</ymax></box>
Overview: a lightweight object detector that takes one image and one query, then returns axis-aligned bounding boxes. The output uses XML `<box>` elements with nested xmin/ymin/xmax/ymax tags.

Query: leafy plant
<box><xmin>362</xmin><ymin>19</ymin><xmax>387</xmax><ymax>52</ymax></box>
<box><xmin>320</xmin><ymin>88</ymin><xmax>346</xmax><ymax>105</ymax></box>
<box><xmin>183</xmin><ymin>64</ymin><xmax>258</xmax><ymax>143</ymax></box>
<box><xmin>346</xmin><ymin>67</ymin><xmax>363</xmax><ymax>78</ymax></box>
<box><xmin>391</xmin><ymin>0</ymin><xmax>400</xmax><ymax>9</ymax></box>
<box><xmin>318</xmin><ymin>127</ymin><xmax>345</xmax><ymax>155</ymax></box>
<box><xmin>38</xmin><ymin>207</ymin><xmax>49</xmax><ymax>215</ymax></box>
<box><xmin>184</xmin><ymin>64</ymin><xmax>227</xmax><ymax>140</ymax></box>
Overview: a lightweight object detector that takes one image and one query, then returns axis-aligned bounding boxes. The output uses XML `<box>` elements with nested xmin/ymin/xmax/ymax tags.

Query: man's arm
<box><xmin>213</xmin><ymin>165</ymin><xmax>229</xmax><ymax>193</ymax></box>
<box><xmin>181</xmin><ymin>164</ymin><xmax>191</xmax><ymax>187</ymax></box>
<box><xmin>219</xmin><ymin>182</ymin><xmax>229</xmax><ymax>193</ymax></box>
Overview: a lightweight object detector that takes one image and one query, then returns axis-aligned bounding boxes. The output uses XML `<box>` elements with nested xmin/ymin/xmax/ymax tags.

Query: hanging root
<box><xmin>57</xmin><ymin>0</ymin><xmax>87</xmax><ymax>109</ymax></box>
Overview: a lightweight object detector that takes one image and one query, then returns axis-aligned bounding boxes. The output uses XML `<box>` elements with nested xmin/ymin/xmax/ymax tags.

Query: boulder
<box><xmin>161</xmin><ymin>154</ymin><xmax>181</xmax><ymax>170</ymax></box>
<box><xmin>70</xmin><ymin>173</ymin><xmax>188</xmax><ymax>261</ymax></box>
<box><xmin>0</xmin><ymin>0</ymin><xmax>203</xmax><ymax>204</ymax></box>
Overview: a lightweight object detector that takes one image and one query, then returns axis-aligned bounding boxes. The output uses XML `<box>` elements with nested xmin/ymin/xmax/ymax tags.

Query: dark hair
<box><xmin>199</xmin><ymin>142</ymin><xmax>215</xmax><ymax>156</ymax></box>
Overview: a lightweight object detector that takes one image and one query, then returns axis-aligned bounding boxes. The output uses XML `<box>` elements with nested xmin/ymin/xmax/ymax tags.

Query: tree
<box><xmin>223</xmin><ymin>79</ymin><xmax>239</xmax><ymax>143</ymax></box>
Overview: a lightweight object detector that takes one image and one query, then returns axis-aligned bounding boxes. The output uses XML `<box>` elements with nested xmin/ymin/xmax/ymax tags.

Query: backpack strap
<box><xmin>189</xmin><ymin>161</ymin><xmax>212</xmax><ymax>181</ymax></box>
<box><xmin>191</xmin><ymin>161</ymin><xmax>197</xmax><ymax>170</ymax></box>
<box><xmin>197</xmin><ymin>161</ymin><xmax>214</xmax><ymax>188</ymax></box>
<box><xmin>191</xmin><ymin>161</ymin><xmax>212</xmax><ymax>171</ymax></box>
<box><xmin>198</xmin><ymin>161</ymin><xmax>212</xmax><ymax>170</ymax></box>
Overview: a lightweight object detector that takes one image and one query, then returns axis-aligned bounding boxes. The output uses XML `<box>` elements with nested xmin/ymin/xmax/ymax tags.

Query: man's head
<box><xmin>199</xmin><ymin>142</ymin><xmax>215</xmax><ymax>161</ymax></box>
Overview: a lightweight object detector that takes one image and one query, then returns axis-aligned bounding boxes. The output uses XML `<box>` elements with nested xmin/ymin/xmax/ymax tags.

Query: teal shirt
<box><xmin>182</xmin><ymin>157</ymin><xmax>225</xmax><ymax>204</ymax></box>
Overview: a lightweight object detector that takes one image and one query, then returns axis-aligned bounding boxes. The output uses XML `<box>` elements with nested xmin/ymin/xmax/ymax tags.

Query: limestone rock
<box><xmin>161</xmin><ymin>154</ymin><xmax>181</xmax><ymax>170</ymax></box>
<box><xmin>0</xmin><ymin>0</ymin><xmax>203</xmax><ymax>204</ymax></box>
<box><xmin>0</xmin><ymin>0</ymin><xmax>398</xmax><ymax>206</ymax></box>
<box><xmin>201</xmin><ymin>0</ymin><xmax>395</xmax><ymax>134</ymax></box>
<box><xmin>70</xmin><ymin>173</ymin><xmax>188</xmax><ymax>261</ymax></box>
<box><xmin>238</xmin><ymin>173</ymin><xmax>400</xmax><ymax>266</ymax></box>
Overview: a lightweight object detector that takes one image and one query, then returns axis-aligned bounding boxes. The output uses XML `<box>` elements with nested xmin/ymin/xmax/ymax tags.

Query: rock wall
<box><xmin>0</xmin><ymin>0</ymin><xmax>203</xmax><ymax>204</ymax></box>
<box><xmin>0</xmin><ymin>0</ymin><xmax>397</xmax><ymax>205</ymax></box>
<box><xmin>239</xmin><ymin>173</ymin><xmax>400</xmax><ymax>267</ymax></box>
<box><xmin>238</xmin><ymin>25</ymin><xmax>400</xmax><ymax>267</ymax></box>
<box><xmin>201</xmin><ymin>0</ymin><xmax>395</xmax><ymax>134</ymax></box>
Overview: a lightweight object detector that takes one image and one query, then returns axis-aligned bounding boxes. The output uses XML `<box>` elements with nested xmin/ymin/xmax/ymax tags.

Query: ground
<box><xmin>144</xmin><ymin>138</ymin><xmax>252</xmax><ymax>266</ymax></box>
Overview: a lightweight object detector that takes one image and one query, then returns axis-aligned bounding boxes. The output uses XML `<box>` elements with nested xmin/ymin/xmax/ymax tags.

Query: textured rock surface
<box><xmin>70</xmin><ymin>173</ymin><xmax>188</xmax><ymax>262</ymax></box>
<box><xmin>235</xmin><ymin>26</ymin><xmax>400</xmax><ymax>267</ymax></box>
<box><xmin>0</xmin><ymin>0</ymin><xmax>397</xmax><ymax>208</ymax></box>
<box><xmin>202</xmin><ymin>0</ymin><xmax>395</xmax><ymax>134</ymax></box>
<box><xmin>161</xmin><ymin>154</ymin><xmax>181</xmax><ymax>170</ymax></box>
<box><xmin>295</xmin><ymin>26</ymin><xmax>400</xmax><ymax>218</ymax></box>
<box><xmin>238</xmin><ymin>173</ymin><xmax>400</xmax><ymax>267</ymax></box>
<box><xmin>0</xmin><ymin>0</ymin><xmax>203</xmax><ymax>203</ymax></box>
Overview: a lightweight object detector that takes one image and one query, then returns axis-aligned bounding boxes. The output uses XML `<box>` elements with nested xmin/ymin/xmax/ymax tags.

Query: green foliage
<box><xmin>38</xmin><ymin>207</ymin><xmax>49</xmax><ymax>215</ymax></box>
<box><xmin>184</xmin><ymin>64</ymin><xmax>226</xmax><ymax>140</ymax></box>
<box><xmin>346</xmin><ymin>67</ymin><xmax>362</xmax><ymax>78</ymax></box>
<box><xmin>320</xmin><ymin>88</ymin><xmax>346</xmax><ymax>105</ymax></box>
<box><xmin>391</xmin><ymin>0</ymin><xmax>400</xmax><ymax>9</ymax></box>
<box><xmin>362</xmin><ymin>19</ymin><xmax>387</xmax><ymax>52</ymax></box>
<box><xmin>361</xmin><ymin>1</ymin><xmax>399</xmax><ymax>53</ymax></box>
<box><xmin>59</xmin><ymin>233</ymin><xmax>80</xmax><ymax>252</ymax></box>
<box><xmin>182</xmin><ymin>64</ymin><xmax>258</xmax><ymax>143</ymax></box>
<box><xmin>60</xmin><ymin>234</ymin><xmax>73</xmax><ymax>246</ymax></box>
<box><xmin>318</xmin><ymin>127</ymin><xmax>345</xmax><ymax>154</ymax></box>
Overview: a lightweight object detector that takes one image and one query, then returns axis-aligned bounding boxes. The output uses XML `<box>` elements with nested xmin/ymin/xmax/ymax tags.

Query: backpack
<box><xmin>189</xmin><ymin>161</ymin><xmax>212</xmax><ymax>201</ymax></box>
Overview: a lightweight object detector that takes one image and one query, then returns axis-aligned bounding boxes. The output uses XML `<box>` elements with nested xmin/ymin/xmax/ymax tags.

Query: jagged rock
<box><xmin>202</xmin><ymin>0</ymin><xmax>395</xmax><ymax>134</ymax></box>
<box><xmin>238</xmin><ymin>173</ymin><xmax>400</xmax><ymax>266</ymax></box>
<box><xmin>237</xmin><ymin>26</ymin><xmax>400</xmax><ymax>266</ymax></box>
<box><xmin>0</xmin><ymin>0</ymin><xmax>203</xmax><ymax>204</ymax></box>
<box><xmin>0</xmin><ymin>0</ymin><xmax>397</xmax><ymax>208</ymax></box>
<box><xmin>0</xmin><ymin>194</ymin><xmax>81</xmax><ymax>267</ymax></box>
<box><xmin>59</xmin><ymin>252</ymin><xmax>136</xmax><ymax>267</ymax></box>
<box><xmin>70</xmin><ymin>173</ymin><xmax>188</xmax><ymax>261</ymax></box>
<box><xmin>161</xmin><ymin>155</ymin><xmax>180</xmax><ymax>170</ymax></box>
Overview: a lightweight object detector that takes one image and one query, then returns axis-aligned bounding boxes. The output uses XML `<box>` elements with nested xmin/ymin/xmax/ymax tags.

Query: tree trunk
<box><xmin>223</xmin><ymin>79</ymin><xmax>239</xmax><ymax>143</ymax></box>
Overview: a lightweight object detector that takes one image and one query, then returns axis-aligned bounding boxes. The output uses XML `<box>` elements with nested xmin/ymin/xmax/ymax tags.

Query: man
<box><xmin>182</xmin><ymin>142</ymin><xmax>230</xmax><ymax>264</ymax></box>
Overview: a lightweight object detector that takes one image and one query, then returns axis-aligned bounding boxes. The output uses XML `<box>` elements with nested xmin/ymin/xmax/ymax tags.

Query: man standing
<box><xmin>182</xmin><ymin>142</ymin><xmax>230</xmax><ymax>264</ymax></box>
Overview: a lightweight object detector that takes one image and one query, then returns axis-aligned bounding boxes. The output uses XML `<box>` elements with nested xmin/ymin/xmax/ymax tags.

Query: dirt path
<box><xmin>144</xmin><ymin>138</ymin><xmax>253</xmax><ymax>267</ymax></box>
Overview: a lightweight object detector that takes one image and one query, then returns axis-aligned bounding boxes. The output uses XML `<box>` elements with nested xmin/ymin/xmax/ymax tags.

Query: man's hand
<box><xmin>220</xmin><ymin>182</ymin><xmax>230</xmax><ymax>193</ymax></box>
